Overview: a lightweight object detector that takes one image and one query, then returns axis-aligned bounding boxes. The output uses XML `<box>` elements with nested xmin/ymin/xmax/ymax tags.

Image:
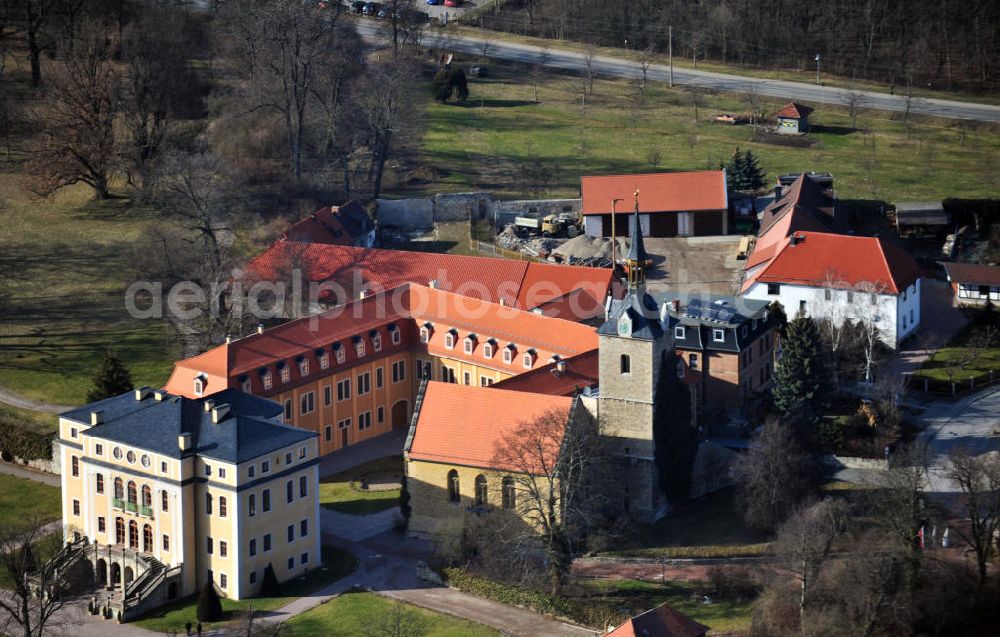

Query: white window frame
<box><xmin>674</xmin><ymin>326</ymin><xmax>685</xmax><ymax>339</ymax></box>
<box><xmin>713</xmin><ymin>328</ymin><xmax>725</xmax><ymax>342</ymax></box>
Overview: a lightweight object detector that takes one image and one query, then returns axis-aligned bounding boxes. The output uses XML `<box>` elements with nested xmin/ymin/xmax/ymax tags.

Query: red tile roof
<box><xmin>581</xmin><ymin>171</ymin><xmax>728</xmax><ymax>215</ymax></box>
<box><xmin>245</xmin><ymin>243</ymin><xmax>615</xmax><ymax>322</ymax></box>
<box><xmin>942</xmin><ymin>262</ymin><xmax>1000</xmax><ymax>287</ymax></box>
<box><xmin>284</xmin><ymin>201</ymin><xmax>372</xmax><ymax>245</ymax></box>
<box><xmin>775</xmin><ymin>102</ymin><xmax>814</xmax><ymax>119</ymax></box>
<box><xmin>742</xmin><ymin>231</ymin><xmax>921</xmax><ymax>294</ymax></box>
<box><xmin>607</xmin><ymin>603</ymin><xmax>709</xmax><ymax>637</ymax></box>
<box><xmin>165</xmin><ymin>284</ymin><xmax>599</xmax><ymax>398</ymax></box>
<box><xmin>492</xmin><ymin>349</ymin><xmax>599</xmax><ymax>396</ymax></box>
<box><xmin>407</xmin><ymin>381</ymin><xmax>574</xmax><ymax>472</ymax></box>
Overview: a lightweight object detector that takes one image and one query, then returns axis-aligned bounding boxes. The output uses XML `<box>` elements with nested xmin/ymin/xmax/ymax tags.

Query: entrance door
<box><xmin>678</xmin><ymin>212</ymin><xmax>693</xmax><ymax>236</ymax></box>
<box><xmin>391</xmin><ymin>401</ymin><xmax>409</xmax><ymax>429</ymax></box>
<box><xmin>340</xmin><ymin>424</ymin><xmax>349</xmax><ymax>448</ymax></box>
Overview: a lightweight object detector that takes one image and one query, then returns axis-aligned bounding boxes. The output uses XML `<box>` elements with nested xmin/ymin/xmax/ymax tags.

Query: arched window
<box><xmin>128</xmin><ymin>520</ymin><xmax>138</xmax><ymax>548</ymax></box>
<box><xmin>447</xmin><ymin>469</ymin><xmax>460</xmax><ymax>503</ymax></box>
<box><xmin>127</xmin><ymin>481</ymin><xmax>137</xmax><ymax>504</ymax></box>
<box><xmin>474</xmin><ymin>474</ymin><xmax>488</xmax><ymax>507</ymax></box>
<box><xmin>114</xmin><ymin>477</ymin><xmax>124</xmax><ymax>500</ymax></box>
<box><xmin>501</xmin><ymin>477</ymin><xmax>516</xmax><ymax>510</ymax></box>
<box><xmin>141</xmin><ymin>485</ymin><xmax>152</xmax><ymax>508</ymax></box>
<box><xmin>115</xmin><ymin>517</ymin><xmax>125</xmax><ymax>544</ymax></box>
<box><xmin>96</xmin><ymin>474</ymin><xmax>104</xmax><ymax>494</ymax></box>
<box><xmin>142</xmin><ymin>524</ymin><xmax>153</xmax><ymax>553</ymax></box>
<box><xmin>620</xmin><ymin>354</ymin><xmax>631</xmax><ymax>374</ymax></box>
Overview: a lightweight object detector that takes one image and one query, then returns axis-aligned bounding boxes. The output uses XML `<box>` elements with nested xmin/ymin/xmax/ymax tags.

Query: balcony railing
<box><xmin>125</xmin><ymin>501</ymin><xmax>138</xmax><ymax>513</ymax></box>
<box><xmin>112</xmin><ymin>498</ymin><xmax>125</xmax><ymax>509</ymax></box>
<box><xmin>140</xmin><ymin>505</ymin><xmax>154</xmax><ymax>517</ymax></box>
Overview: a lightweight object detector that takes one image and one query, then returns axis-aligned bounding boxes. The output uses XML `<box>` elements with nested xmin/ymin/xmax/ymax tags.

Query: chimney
<box><xmin>257</xmin><ymin>324</ymin><xmax>265</xmax><ymax>335</ymax></box>
<box><xmin>499</xmin><ymin>298</ymin><xmax>506</xmax><ymax>307</ymax></box>
<box><xmin>773</xmin><ymin>185</ymin><xmax>782</xmax><ymax>199</ymax></box>
<box><xmin>211</xmin><ymin>404</ymin><xmax>231</xmax><ymax>424</ymax></box>
<box><xmin>428</xmin><ymin>279</ymin><xmax>439</xmax><ymax>289</ymax></box>
<box><xmin>556</xmin><ymin>360</ymin><xmax>567</xmax><ymax>373</ymax></box>
<box><xmin>359</xmin><ymin>289</ymin><xmax>367</xmax><ymax>300</ymax></box>
<box><xmin>90</xmin><ymin>411</ymin><xmax>104</xmax><ymax>426</ymax></box>
<box><xmin>154</xmin><ymin>390</ymin><xmax>167</xmax><ymax>402</ymax></box>
<box><xmin>178</xmin><ymin>433</ymin><xmax>192</xmax><ymax>452</ymax></box>
<box><xmin>671</xmin><ymin>299</ymin><xmax>681</xmax><ymax>312</ymax></box>
<box><xmin>134</xmin><ymin>386</ymin><xmax>153</xmax><ymax>401</ymax></box>
<box><xmin>203</xmin><ymin>399</ymin><xmax>215</xmax><ymax>413</ymax></box>
<box><xmin>790</xmin><ymin>233</ymin><xmax>804</xmax><ymax>246</ymax></box>
<box><xmin>225</xmin><ymin>335</ymin><xmax>232</xmax><ymax>344</ymax></box>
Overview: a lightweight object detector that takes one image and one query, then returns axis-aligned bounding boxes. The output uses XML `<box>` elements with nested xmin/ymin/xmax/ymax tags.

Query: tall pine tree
<box><xmin>741</xmin><ymin>149</ymin><xmax>766</xmax><ymax>191</ymax></box>
<box><xmin>772</xmin><ymin>317</ymin><xmax>835</xmax><ymax>427</ymax></box>
<box><xmin>653</xmin><ymin>351</ymin><xmax>698</xmax><ymax>502</ymax></box>
<box><xmin>86</xmin><ymin>350</ymin><xmax>134</xmax><ymax>403</ymax></box>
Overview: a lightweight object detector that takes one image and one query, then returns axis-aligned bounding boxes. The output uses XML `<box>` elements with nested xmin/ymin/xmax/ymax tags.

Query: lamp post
<box><xmin>815</xmin><ymin>53</ymin><xmax>821</xmax><ymax>85</ymax></box>
<box><xmin>610</xmin><ymin>197</ymin><xmax>625</xmax><ymax>266</ymax></box>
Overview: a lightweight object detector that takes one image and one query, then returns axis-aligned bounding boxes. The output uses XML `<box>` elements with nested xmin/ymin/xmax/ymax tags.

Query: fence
<box><xmin>468</xmin><ymin>239</ymin><xmax>533</xmax><ymax>261</ymax></box>
<box><xmin>903</xmin><ymin>369</ymin><xmax>1000</xmax><ymax>397</ymax></box>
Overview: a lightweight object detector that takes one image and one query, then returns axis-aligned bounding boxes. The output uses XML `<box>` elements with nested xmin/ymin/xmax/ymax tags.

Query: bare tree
<box><xmin>0</xmin><ymin>517</ymin><xmax>72</xmax><ymax>637</ymax></box>
<box><xmin>773</xmin><ymin>499</ymin><xmax>848</xmax><ymax>628</ymax></box>
<box><xmin>852</xmin><ymin>280</ymin><xmax>890</xmax><ymax>382</ymax></box>
<box><xmin>478</xmin><ymin>35</ymin><xmax>496</xmax><ymax>60</ymax></box>
<box><xmin>818</xmin><ymin>270</ymin><xmax>853</xmax><ymax>388</ymax></box>
<box><xmin>28</xmin><ymin>20</ymin><xmax>118</xmax><ymax>199</ymax></box>
<box><xmin>637</xmin><ymin>45</ymin><xmax>654</xmax><ymax>105</ymax></box>
<box><xmin>491</xmin><ymin>407</ymin><xmax>612</xmax><ymax>594</ymax></box>
<box><xmin>685</xmin><ymin>85</ymin><xmax>708</xmax><ymax>124</ymax></box>
<box><xmin>358</xmin><ymin>59</ymin><xmax>416</xmax><ymax>199</ymax></box>
<box><xmin>945</xmin><ymin>447</ymin><xmax>1000</xmax><ymax>591</ymax></box>
<box><xmin>871</xmin><ymin>443</ymin><xmax>928</xmax><ymax>583</ymax></box>
<box><xmin>901</xmin><ymin>83</ymin><xmax>923</xmax><ymax>140</ymax></box>
<box><xmin>741</xmin><ymin>83</ymin><xmax>764</xmax><ymax>129</ymax></box>
<box><xmin>583</xmin><ymin>43</ymin><xmax>597</xmax><ymax>96</ymax></box>
<box><xmin>530</xmin><ymin>43</ymin><xmax>550</xmax><ymax>102</ymax></box>
<box><xmin>363</xmin><ymin>600</ymin><xmax>430</xmax><ymax>637</ymax></box>
<box><xmin>840</xmin><ymin>87</ymin><xmax>868</xmax><ymax>129</ymax></box>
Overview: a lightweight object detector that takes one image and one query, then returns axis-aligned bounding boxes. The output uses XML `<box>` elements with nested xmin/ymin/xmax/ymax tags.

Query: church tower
<box><xmin>597</xmin><ymin>193</ymin><xmax>674</xmax><ymax>520</ymax></box>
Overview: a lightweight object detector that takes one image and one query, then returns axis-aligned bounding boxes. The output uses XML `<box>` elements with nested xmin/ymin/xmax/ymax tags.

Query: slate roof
<box><xmin>64</xmin><ymin>389</ymin><xmax>314</xmax><ymax>463</ymax></box>
<box><xmin>581</xmin><ymin>171</ymin><xmax>728</xmax><ymax>215</ymax></box>
<box><xmin>598</xmin><ymin>292</ymin><xmax>663</xmax><ymax>340</ymax></box>
<box><xmin>657</xmin><ymin>293</ymin><xmax>772</xmax><ymax>354</ymax></box>
<box><xmin>625</xmin><ymin>205</ymin><xmax>648</xmax><ymax>263</ymax></box>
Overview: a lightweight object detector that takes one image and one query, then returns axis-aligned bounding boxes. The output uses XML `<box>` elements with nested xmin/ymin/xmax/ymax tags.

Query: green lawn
<box><xmin>913</xmin><ymin>322</ymin><xmax>1000</xmax><ymax>382</ymax></box>
<box><xmin>578</xmin><ymin>578</ymin><xmax>755</xmax><ymax>634</ymax></box>
<box><xmin>320</xmin><ymin>456</ymin><xmax>403</xmax><ymax>516</ymax></box>
<box><xmin>133</xmin><ymin>545</ymin><xmax>357</xmax><ymax>633</ymax></box>
<box><xmin>400</xmin><ymin>60</ymin><xmax>1000</xmax><ymax>204</ymax></box>
<box><xmin>0</xmin><ymin>474</ymin><xmax>61</xmax><ymax>528</ymax></box>
<box><xmin>0</xmin><ymin>402</ymin><xmax>57</xmax><ymax>435</ymax></box>
<box><xmin>282</xmin><ymin>590</ymin><xmax>501</xmax><ymax>637</ymax></box>
<box><xmin>604</xmin><ymin>489</ymin><xmax>771</xmax><ymax>558</ymax></box>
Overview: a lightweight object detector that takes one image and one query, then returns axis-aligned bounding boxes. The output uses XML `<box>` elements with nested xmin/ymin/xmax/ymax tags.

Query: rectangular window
<box><xmin>356</xmin><ymin>339</ymin><xmax>366</xmax><ymax>357</ymax></box>
<box><xmin>284</xmin><ymin>399</ymin><xmax>292</xmax><ymax>421</ymax></box>
<box><xmin>824</xmin><ymin>289</ymin><xmax>832</xmax><ymax>301</ymax></box>
<box><xmin>163</xmin><ymin>534</ymin><xmax>170</xmax><ymax>551</ymax></box>
<box><xmin>324</xmin><ymin>385</ymin><xmax>332</xmax><ymax>406</ymax></box>
<box><xmin>73</xmin><ymin>499</ymin><xmax>80</xmax><ymax>516</ymax></box>
<box><xmin>300</xmin><ymin>519</ymin><xmax>308</xmax><ymax>537</ymax></box>
<box><xmin>205</xmin><ymin>464</ymin><xmax>211</xmax><ymax>476</ymax></box>
<box><xmin>301</xmin><ymin>552</ymin><xmax>309</xmax><ymax>565</ymax></box>
<box><xmin>263</xmin><ymin>489</ymin><xmax>271</xmax><ymax>512</ymax></box>
<box><xmin>299</xmin><ymin>446</ymin><xmax>306</xmax><ymax>459</ymax></box>
<box><xmin>392</xmin><ymin>360</ymin><xmax>405</xmax><ymax>383</ymax></box>
<box><xmin>799</xmin><ymin>300</ymin><xmax>807</xmax><ymax>313</ymax></box>
<box><xmin>674</xmin><ymin>326</ymin><xmax>685</xmax><ymax>339</ymax></box>
<box><xmin>262</xmin><ymin>460</ymin><xmax>270</xmax><ymax>474</ymax></box>
<box><xmin>95</xmin><ymin>443</ymin><xmax>102</xmax><ymax>455</ymax></box>
<box><xmin>847</xmin><ymin>291</ymin><xmax>854</xmax><ymax>303</ymax></box>
<box><xmin>337</xmin><ymin>378</ymin><xmax>351</xmax><ymax>401</ymax></box>
<box><xmin>767</xmin><ymin>283</ymin><xmax>781</xmax><ymax>295</ymax></box>
<box><xmin>220</xmin><ymin>574</ymin><xmax>227</xmax><ymax>589</ymax></box>
<box><xmin>249</xmin><ymin>465</ymin><xmax>256</xmax><ymax>478</ymax></box>
<box><xmin>249</xmin><ymin>493</ymin><xmax>256</xmax><ymax>516</ymax></box>
<box><xmin>373</xmin><ymin>333</ymin><xmax>382</xmax><ymax>352</ymax></box>
<box><xmin>263</xmin><ymin>534</ymin><xmax>271</xmax><ymax>552</ymax></box>
<box><xmin>286</xmin><ymin>480</ymin><xmax>294</xmax><ymax>504</ymax></box>
<box><xmin>219</xmin><ymin>467</ymin><xmax>226</xmax><ymax>479</ymax></box>
<box><xmin>299</xmin><ymin>359</ymin><xmax>309</xmax><ymax>376</ymax></box>
<box><xmin>689</xmin><ymin>354</ymin><xmax>699</xmax><ymax>369</ymax></box>
<box><xmin>220</xmin><ymin>496</ymin><xmax>227</xmax><ymax>518</ymax></box>
<box><xmin>463</xmin><ymin>371</ymin><xmax>471</xmax><ymax>385</ymax></box>
<box><xmin>288</xmin><ymin>556</ymin><xmax>295</xmax><ymax>570</ymax></box>
<box><xmin>299</xmin><ymin>475</ymin><xmax>307</xmax><ymax>498</ymax></box>
<box><xmin>280</xmin><ymin>366</ymin><xmax>290</xmax><ymax>383</ymax></box>
<box><xmin>220</xmin><ymin>541</ymin><xmax>228</xmax><ymax>557</ymax></box>
<box><xmin>98</xmin><ymin>517</ymin><xmax>106</xmax><ymax>533</ymax></box>
<box><xmin>357</xmin><ymin>372</ymin><xmax>371</xmax><ymax>395</ymax></box>
<box><xmin>358</xmin><ymin>411</ymin><xmax>372</xmax><ymax>431</ymax></box>
<box><xmin>391</xmin><ymin>328</ymin><xmax>401</xmax><ymax>344</ymax></box>
<box><xmin>300</xmin><ymin>391</ymin><xmax>315</xmax><ymax>415</ymax></box>
<box><xmin>162</xmin><ymin>490</ymin><xmax>169</xmax><ymax>511</ymax></box>
<box><xmin>206</xmin><ymin>537</ymin><xmax>213</xmax><ymax>554</ymax></box>
<box><xmin>249</xmin><ymin>539</ymin><xmax>257</xmax><ymax>557</ymax></box>
<box><xmin>287</xmin><ymin>524</ymin><xmax>294</xmax><ymax>543</ymax></box>
<box><xmin>377</xmin><ymin>406</ymin><xmax>384</xmax><ymax>423</ymax></box>
<box><xmin>263</xmin><ymin>372</ymin><xmax>273</xmax><ymax>390</ymax></box>
<box><xmin>324</xmin><ymin>425</ymin><xmax>332</xmax><ymax>442</ymax></box>
<box><xmin>71</xmin><ymin>456</ymin><xmax>79</xmax><ymax>477</ymax></box>
<box><xmin>375</xmin><ymin>367</ymin><xmax>383</xmax><ymax>389</ymax></box>
<box><xmin>712</xmin><ymin>329</ymin><xmax>725</xmax><ymax>342</ymax></box>
<box><xmin>285</xmin><ymin>452</ymin><xmax>292</xmax><ymax>465</ymax></box>
<box><xmin>205</xmin><ymin>493</ymin><xmax>213</xmax><ymax>515</ymax></box>
<box><xmin>161</xmin><ymin>461</ymin><xmax>168</xmax><ymax>474</ymax></box>
<box><xmin>319</xmin><ymin>352</ymin><xmax>329</xmax><ymax>370</ymax></box>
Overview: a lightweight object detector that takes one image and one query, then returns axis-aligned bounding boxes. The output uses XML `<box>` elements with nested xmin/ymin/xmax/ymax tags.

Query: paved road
<box><xmin>353</xmin><ymin>21</ymin><xmax>1000</xmax><ymax>123</ymax></box>
<box><xmin>0</xmin><ymin>387</ymin><xmax>70</xmax><ymax>414</ymax></box>
<box><xmin>0</xmin><ymin>460</ymin><xmax>61</xmax><ymax>487</ymax></box>
<box><xmin>918</xmin><ymin>386</ymin><xmax>1000</xmax><ymax>495</ymax></box>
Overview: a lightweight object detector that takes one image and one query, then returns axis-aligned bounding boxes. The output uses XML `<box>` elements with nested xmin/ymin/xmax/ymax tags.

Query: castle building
<box><xmin>58</xmin><ymin>388</ymin><xmax>319</xmax><ymax>617</ymax></box>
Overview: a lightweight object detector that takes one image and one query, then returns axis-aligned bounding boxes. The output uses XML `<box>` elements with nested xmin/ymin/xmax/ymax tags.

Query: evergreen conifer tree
<box><xmin>86</xmin><ymin>350</ymin><xmax>134</xmax><ymax>403</ymax></box>
<box><xmin>432</xmin><ymin>70</ymin><xmax>453</xmax><ymax>102</ymax></box>
<box><xmin>259</xmin><ymin>564</ymin><xmax>280</xmax><ymax>597</ymax></box>
<box><xmin>772</xmin><ymin>316</ymin><xmax>835</xmax><ymax>427</ymax></box>
<box><xmin>742</xmin><ymin>149</ymin><xmax>766</xmax><ymax>191</ymax></box>
<box><xmin>195</xmin><ymin>581</ymin><xmax>223</xmax><ymax>622</ymax></box>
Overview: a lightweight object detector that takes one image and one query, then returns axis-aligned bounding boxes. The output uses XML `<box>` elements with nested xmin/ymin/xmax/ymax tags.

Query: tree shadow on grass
<box><xmin>454</xmin><ymin>99</ymin><xmax>538</xmax><ymax>108</ymax></box>
<box><xmin>810</xmin><ymin>124</ymin><xmax>858</xmax><ymax>136</ymax></box>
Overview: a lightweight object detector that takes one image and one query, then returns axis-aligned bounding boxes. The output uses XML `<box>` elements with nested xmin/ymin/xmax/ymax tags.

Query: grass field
<box><xmin>282</xmin><ymin>590</ymin><xmax>501</xmax><ymax>637</ymax></box>
<box><xmin>133</xmin><ymin>545</ymin><xmax>357</xmax><ymax>633</ymax></box>
<box><xmin>577</xmin><ymin>578</ymin><xmax>754</xmax><ymax>634</ymax></box>
<box><xmin>403</xmin><ymin>60</ymin><xmax>1000</xmax><ymax>203</ymax></box>
<box><xmin>0</xmin><ymin>173</ymin><xmax>178</xmax><ymax>408</ymax></box>
<box><xmin>320</xmin><ymin>456</ymin><xmax>403</xmax><ymax>516</ymax></box>
<box><xmin>0</xmin><ymin>474</ymin><xmax>61</xmax><ymax>528</ymax></box>
<box><xmin>914</xmin><ymin>321</ymin><xmax>1000</xmax><ymax>382</ymax></box>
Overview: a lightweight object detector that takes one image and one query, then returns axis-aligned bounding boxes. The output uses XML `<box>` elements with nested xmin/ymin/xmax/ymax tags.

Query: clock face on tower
<box><xmin>618</xmin><ymin>314</ymin><xmax>632</xmax><ymax>336</ymax></box>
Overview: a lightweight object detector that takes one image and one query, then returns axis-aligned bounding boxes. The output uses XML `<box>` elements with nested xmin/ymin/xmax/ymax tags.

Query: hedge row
<box><xmin>441</xmin><ymin>568</ymin><xmax>621</xmax><ymax>629</ymax></box>
<box><xmin>0</xmin><ymin>420</ymin><xmax>55</xmax><ymax>461</ymax></box>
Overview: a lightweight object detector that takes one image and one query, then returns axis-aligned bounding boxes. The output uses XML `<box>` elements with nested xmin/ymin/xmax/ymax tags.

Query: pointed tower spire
<box><xmin>625</xmin><ymin>189</ymin><xmax>647</xmax><ymax>291</ymax></box>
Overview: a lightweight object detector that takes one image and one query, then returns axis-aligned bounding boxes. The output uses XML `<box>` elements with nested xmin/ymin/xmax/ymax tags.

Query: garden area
<box><xmin>319</xmin><ymin>456</ymin><xmax>403</xmax><ymax>516</ymax></box>
<box><xmin>912</xmin><ymin>317</ymin><xmax>1000</xmax><ymax>389</ymax></box>
<box><xmin>133</xmin><ymin>545</ymin><xmax>356</xmax><ymax>633</ymax></box>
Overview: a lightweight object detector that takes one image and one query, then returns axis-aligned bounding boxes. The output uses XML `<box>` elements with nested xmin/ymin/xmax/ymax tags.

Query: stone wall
<box><xmin>376</xmin><ymin>198</ymin><xmax>434</xmax><ymax>229</ymax></box>
<box><xmin>376</xmin><ymin>193</ymin><xmax>583</xmax><ymax>230</ymax></box>
<box><xmin>433</xmin><ymin>192</ymin><xmax>492</xmax><ymax>222</ymax></box>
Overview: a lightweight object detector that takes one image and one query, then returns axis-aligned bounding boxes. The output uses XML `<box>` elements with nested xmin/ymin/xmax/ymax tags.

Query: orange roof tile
<box><xmin>284</xmin><ymin>201</ymin><xmax>372</xmax><ymax>245</ymax></box>
<box><xmin>492</xmin><ymin>349</ymin><xmax>599</xmax><ymax>396</ymax></box>
<box><xmin>607</xmin><ymin>603</ymin><xmax>709</xmax><ymax>637</ymax></box>
<box><xmin>775</xmin><ymin>102</ymin><xmax>814</xmax><ymax>119</ymax></box>
<box><xmin>407</xmin><ymin>382</ymin><xmax>574</xmax><ymax>472</ymax></box>
<box><xmin>581</xmin><ymin>171</ymin><xmax>728</xmax><ymax>215</ymax></box>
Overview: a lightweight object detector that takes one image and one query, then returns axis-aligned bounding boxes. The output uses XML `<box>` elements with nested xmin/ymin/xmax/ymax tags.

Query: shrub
<box><xmin>196</xmin><ymin>581</ymin><xmax>223</xmax><ymax>622</ymax></box>
<box><xmin>0</xmin><ymin>421</ymin><xmax>54</xmax><ymax>461</ymax></box>
<box><xmin>708</xmin><ymin>565</ymin><xmax>760</xmax><ymax>602</ymax></box>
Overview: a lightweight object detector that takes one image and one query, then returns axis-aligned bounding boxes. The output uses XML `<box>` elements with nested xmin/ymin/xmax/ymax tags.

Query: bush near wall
<box><xmin>441</xmin><ymin>568</ymin><xmax>623</xmax><ymax>629</ymax></box>
<box><xmin>0</xmin><ymin>422</ymin><xmax>55</xmax><ymax>462</ymax></box>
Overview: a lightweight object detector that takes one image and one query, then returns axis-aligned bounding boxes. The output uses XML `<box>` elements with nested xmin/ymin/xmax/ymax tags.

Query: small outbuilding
<box><xmin>941</xmin><ymin>262</ymin><xmax>1000</xmax><ymax>307</ymax></box>
<box><xmin>774</xmin><ymin>102</ymin><xmax>813</xmax><ymax>134</ymax></box>
<box><xmin>894</xmin><ymin>201</ymin><xmax>951</xmax><ymax>237</ymax></box>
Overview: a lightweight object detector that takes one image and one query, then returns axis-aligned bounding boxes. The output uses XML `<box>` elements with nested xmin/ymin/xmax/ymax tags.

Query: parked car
<box><xmin>363</xmin><ymin>2</ymin><xmax>379</xmax><ymax>16</ymax></box>
<box><xmin>425</xmin><ymin>0</ymin><xmax>442</xmax><ymax>5</ymax></box>
<box><xmin>443</xmin><ymin>0</ymin><xmax>460</xmax><ymax>6</ymax></box>
<box><xmin>350</xmin><ymin>0</ymin><xmax>366</xmax><ymax>13</ymax></box>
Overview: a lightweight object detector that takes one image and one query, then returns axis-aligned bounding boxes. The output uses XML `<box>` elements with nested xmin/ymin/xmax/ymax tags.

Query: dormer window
<box><xmin>353</xmin><ymin>335</ymin><xmax>365</xmax><ymax>357</ymax></box>
<box><xmin>371</xmin><ymin>330</ymin><xmax>382</xmax><ymax>352</ymax></box>
<box><xmin>674</xmin><ymin>326</ymin><xmax>686</xmax><ymax>339</ymax></box>
<box><xmin>712</xmin><ymin>329</ymin><xmax>725</xmax><ymax>342</ymax></box>
<box><xmin>389</xmin><ymin>324</ymin><xmax>401</xmax><ymax>345</ymax></box>
<box><xmin>317</xmin><ymin>349</ymin><xmax>329</xmax><ymax>370</ymax></box>
<box><xmin>464</xmin><ymin>334</ymin><xmax>477</xmax><ymax>354</ymax></box>
<box><xmin>445</xmin><ymin>328</ymin><xmax>457</xmax><ymax>349</ymax></box>
<box><xmin>522</xmin><ymin>349</ymin><xmax>536</xmax><ymax>369</ymax></box>
<box><xmin>503</xmin><ymin>344</ymin><xmax>515</xmax><ymax>364</ymax></box>
<box><xmin>420</xmin><ymin>322</ymin><xmax>433</xmax><ymax>344</ymax></box>
<box><xmin>483</xmin><ymin>339</ymin><xmax>495</xmax><ymax>358</ymax></box>
<box><xmin>549</xmin><ymin>354</ymin><xmax>561</xmax><ymax>364</ymax></box>
<box><xmin>278</xmin><ymin>362</ymin><xmax>290</xmax><ymax>383</ymax></box>
<box><xmin>297</xmin><ymin>356</ymin><xmax>309</xmax><ymax>376</ymax></box>
<box><xmin>333</xmin><ymin>342</ymin><xmax>345</xmax><ymax>364</ymax></box>
<box><xmin>260</xmin><ymin>368</ymin><xmax>272</xmax><ymax>390</ymax></box>
<box><xmin>193</xmin><ymin>374</ymin><xmax>206</xmax><ymax>396</ymax></box>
